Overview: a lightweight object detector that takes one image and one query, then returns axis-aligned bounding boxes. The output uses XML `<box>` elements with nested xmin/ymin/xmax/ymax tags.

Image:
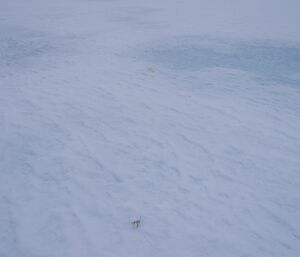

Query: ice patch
<box><xmin>142</xmin><ymin>38</ymin><xmax>300</xmax><ymax>86</ymax></box>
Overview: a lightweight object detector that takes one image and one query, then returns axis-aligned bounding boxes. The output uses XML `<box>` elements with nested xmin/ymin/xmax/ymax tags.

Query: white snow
<box><xmin>1</xmin><ymin>0</ymin><xmax>300</xmax><ymax>256</ymax></box>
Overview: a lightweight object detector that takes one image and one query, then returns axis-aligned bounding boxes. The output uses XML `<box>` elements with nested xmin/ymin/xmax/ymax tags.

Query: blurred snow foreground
<box><xmin>0</xmin><ymin>0</ymin><xmax>300</xmax><ymax>256</ymax></box>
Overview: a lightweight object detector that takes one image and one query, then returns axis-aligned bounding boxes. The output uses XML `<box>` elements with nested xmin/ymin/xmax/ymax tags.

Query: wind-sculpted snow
<box><xmin>0</xmin><ymin>0</ymin><xmax>300</xmax><ymax>257</ymax></box>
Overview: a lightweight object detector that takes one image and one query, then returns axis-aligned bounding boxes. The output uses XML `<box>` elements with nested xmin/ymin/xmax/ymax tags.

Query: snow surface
<box><xmin>1</xmin><ymin>0</ymin><xmax>300</xmax><ymax>256</ymax></box>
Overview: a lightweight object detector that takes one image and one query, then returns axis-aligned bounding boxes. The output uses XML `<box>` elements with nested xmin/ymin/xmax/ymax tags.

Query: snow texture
<box><xmin>0</xmin><ymin>0</ymin><xmax>300</xmax><ymax>256</ymax></box>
